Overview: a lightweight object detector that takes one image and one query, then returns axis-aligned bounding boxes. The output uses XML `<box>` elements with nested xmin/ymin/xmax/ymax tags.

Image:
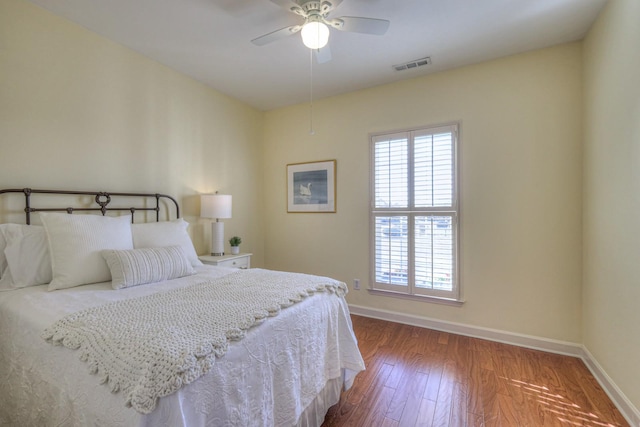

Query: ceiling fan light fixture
<box><xmin>301</xmin><ymin>21</ymin><xmax>330</xmax><ymax>49</ymax></box>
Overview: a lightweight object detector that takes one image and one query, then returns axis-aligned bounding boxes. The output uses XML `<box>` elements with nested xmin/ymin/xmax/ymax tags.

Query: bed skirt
<box><xmin>295</xmin><ymin>369</ymin><xmax>356</xmax><ymax>427</ymax></box>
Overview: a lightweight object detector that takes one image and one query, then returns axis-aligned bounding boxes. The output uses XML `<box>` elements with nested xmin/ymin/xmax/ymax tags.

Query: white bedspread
<box><xmin>0</xmin><ymin>266</ymin><xmax>365</xmax><ymax>427</ymax></box>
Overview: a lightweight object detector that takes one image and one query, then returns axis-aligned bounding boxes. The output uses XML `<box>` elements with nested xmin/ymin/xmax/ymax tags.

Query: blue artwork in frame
<box><xmin>287</xmin><ymin>160</ymin><xmax>336</xmax><ymax>212</ymax></box>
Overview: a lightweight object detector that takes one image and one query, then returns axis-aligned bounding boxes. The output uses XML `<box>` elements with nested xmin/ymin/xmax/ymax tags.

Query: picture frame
<box><xmin>287</xmin><ymin>160</ymin><xmax>336</xmax><ymax>213</ymax></box>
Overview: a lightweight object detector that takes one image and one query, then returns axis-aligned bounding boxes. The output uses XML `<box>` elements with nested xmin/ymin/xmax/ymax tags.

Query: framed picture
<box><xmin>287</xmin><ymin>160</ymin><xmax>336</xmax><ymax>213</ymax></box>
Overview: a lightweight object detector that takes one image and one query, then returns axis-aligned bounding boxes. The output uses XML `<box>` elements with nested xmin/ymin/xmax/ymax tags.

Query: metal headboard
<box><xmin>0</xmin><ymin>188</ymin><xmax>180</xmax><ymax>224</ymax></box>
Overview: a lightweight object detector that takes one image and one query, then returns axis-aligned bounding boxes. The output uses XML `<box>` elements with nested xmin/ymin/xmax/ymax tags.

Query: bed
<box><xmin>0</xmin><ymin>188</ymin><xmax>365</xmax><ymax>427</ymax></box>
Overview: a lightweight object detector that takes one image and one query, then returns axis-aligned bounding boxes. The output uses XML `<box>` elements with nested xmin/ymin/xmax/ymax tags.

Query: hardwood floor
<box><xmin>322</xmin><ymin>315</ymin><xmax>629</xmax><ymax>427</ymax></box>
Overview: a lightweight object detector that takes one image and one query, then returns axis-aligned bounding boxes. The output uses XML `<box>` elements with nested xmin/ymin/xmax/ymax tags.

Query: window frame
<box><xmin>369</xmin><ymin>123</ymin><xmax>461</xmax><ymax>303</ymax></box>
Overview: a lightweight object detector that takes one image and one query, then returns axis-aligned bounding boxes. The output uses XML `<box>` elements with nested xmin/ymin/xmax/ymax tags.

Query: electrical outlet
<box><xmin>353</xmin><ymin>279</ymin><xmax>360</xmax><ymax>290</ymax></box>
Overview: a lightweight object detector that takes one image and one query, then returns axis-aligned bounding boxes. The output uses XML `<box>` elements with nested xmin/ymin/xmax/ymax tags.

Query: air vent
<box><xmin>393</xmin><ymin>56</ymin><xmax>431</xmax><ymax>71</ymax></box>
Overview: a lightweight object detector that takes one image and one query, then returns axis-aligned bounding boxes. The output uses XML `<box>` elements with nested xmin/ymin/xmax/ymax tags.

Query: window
<box><xmin>370</xmin><ymin>123</ymin><xmax>459</xmax><ymax>302</ymax></box>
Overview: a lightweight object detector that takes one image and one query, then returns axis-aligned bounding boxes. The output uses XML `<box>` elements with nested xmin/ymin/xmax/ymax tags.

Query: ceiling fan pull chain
<box><xmin>309</xmin><ymin>47</ymin><xmax>315</xmax><ymax>135</ymax></box>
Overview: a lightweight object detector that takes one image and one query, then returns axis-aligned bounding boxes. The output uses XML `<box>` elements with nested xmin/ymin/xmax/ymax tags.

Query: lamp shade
<box><xmin>301</xmin><ymin>21</ymin><xmax>330</xmax><ymax>49</ymax></box>
<box><xmin>200</xmin><ymin>194</ymin><xmax>232</xmax><ymax>219</ymax></box>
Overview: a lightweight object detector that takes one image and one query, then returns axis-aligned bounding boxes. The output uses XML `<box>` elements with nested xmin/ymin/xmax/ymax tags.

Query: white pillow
<box><xmin>102</xmin><ymin>245</ymin><xmax>196</xmax><ymax>290</ymax></box>
<box><xmin>131</xmin><ymin>218</ymin><xmax>202</xmax><ymax>267</ymax></box>
<box><xmin>0</xmin><ymin>225</ymin><xmax>8</xmax><ymax>279</ymax></box>
<box><xmin>40</xmin><ymin>213</ymin><xmax>134</xmax><ymax>290</ymax></box>
<box><xmin>0</xmin><ymin>224</ymin><xmax>52</xmax><ymax>290</ymax></box>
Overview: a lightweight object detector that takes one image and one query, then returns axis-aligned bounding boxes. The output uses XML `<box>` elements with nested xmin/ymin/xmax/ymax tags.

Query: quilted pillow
<box><xmin>40</xmin><ymin>213</ymin><xmax>134</xmax><ymax>290</ymax></box>
<box><xmin>102</xmin><ymin>245</ymin><xmax>196</xmax><ymax>290</ymax></box>
<box><xmin>131</xmin><ymin>218</ymin><xmax>202</xmax><ymax>267</ymax></box>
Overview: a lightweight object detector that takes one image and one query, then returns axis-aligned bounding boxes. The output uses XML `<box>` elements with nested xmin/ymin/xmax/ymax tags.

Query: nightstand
<box><xmin>199</xmin><ymin>253</ymin><xmax>252</xmax><ymax>269</ymax></box>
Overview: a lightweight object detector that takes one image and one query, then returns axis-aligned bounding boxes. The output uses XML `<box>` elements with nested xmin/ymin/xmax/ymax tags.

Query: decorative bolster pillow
<box><xmin>102</xmin><ymin>245</ymin><xmax>196</xmax><ymax>290</ymax></box>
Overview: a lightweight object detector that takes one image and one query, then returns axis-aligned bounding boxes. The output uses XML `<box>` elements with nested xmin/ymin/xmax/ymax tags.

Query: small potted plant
<box><xmin>229</xmin><ymin>236</ymin><xmax>242</xmax><ymax>255</ymax></box>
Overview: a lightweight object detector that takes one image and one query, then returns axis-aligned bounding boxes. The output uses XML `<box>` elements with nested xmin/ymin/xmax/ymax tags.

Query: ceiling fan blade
<box><xmin>251</xmin><ymin>25</ymin><xmax>302</xmax><ymax>46</ymax></box>
<box><xmin>314</xmin><ymin>44</ymin><xmax>332</xmax><ymax>64</ymax></box>
<box><xmin>328</xmin><ymin>16</ymin><xmax>390</xmax><ymax>35</ymax></box>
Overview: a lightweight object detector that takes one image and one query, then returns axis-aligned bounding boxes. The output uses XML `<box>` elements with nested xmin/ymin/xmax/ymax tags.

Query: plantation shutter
<box><xmin>371</xmin><ymin>124</ymin><xmax>459</xmax><ymax>301</ymax></box>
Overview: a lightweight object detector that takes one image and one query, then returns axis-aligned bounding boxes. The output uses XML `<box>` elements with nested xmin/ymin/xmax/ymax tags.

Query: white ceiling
<box><xmin>27</xmin><ymin>0</ymin><xmax>607</xmax><ymax>111</ymax></box>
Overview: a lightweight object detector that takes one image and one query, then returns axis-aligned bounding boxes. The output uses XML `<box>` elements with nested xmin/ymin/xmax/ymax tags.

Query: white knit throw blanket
<box><xmin>42</xmin><ymin>269</ymin><xmax>347</xmax><ymax>414</ymax></box>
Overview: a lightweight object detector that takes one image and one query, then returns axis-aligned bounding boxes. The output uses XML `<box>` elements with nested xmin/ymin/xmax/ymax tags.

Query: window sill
<box><xmin>367</xmin><ymin>288</ymin><xmax>465</xmax><ymax>307</ymax></box>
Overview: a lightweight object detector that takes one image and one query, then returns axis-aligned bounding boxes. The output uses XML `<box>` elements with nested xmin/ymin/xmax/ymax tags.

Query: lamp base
<box><xmin>211</xmin><ymin>221</ymin><xmax>225</xmax><ymax>257</ymax></box>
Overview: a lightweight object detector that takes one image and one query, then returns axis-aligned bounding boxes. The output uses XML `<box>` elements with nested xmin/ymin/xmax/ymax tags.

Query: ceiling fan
<box><xmin>251</xmin><ymin>0</ymin><xmax>390</xmax><ymax>63</ymax></box>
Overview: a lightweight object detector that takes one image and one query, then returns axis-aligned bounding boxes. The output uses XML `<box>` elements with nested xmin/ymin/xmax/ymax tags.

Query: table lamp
<box><xmin>200</xmin><ymin>193</ymin><xmax>232</xmax><ymax>256</ymax></box>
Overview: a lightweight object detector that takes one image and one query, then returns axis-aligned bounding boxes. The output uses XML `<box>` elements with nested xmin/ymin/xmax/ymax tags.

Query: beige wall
<box><xmin>583</xmin><ymin>0</ymin><xmax>640</xmax><ymax>410</ymax></box>
<box><xmin>264</xmin><ymin>43</ymin><xmax>584</xmax><ymax>343</ymax></box>
<box><xmin>0</xmin><ymin>0</ymin><xmax>265</xmax><ymax>264</ymax></box>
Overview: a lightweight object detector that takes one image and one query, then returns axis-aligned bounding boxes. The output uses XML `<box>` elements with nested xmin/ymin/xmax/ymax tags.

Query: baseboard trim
<box><xmin>580</xmin><ymin>346</ymin><xmax>640</xmax><ymax>427</ymax></box>
<box><xmin>348</xmin><ymin>305</ymin><xmax>583</xmax><ymax>356</ymax></box>
<box><xmin>348</xmin><ymin>305</ymin><xmax>639</xmax><ymax>427</ymax></box>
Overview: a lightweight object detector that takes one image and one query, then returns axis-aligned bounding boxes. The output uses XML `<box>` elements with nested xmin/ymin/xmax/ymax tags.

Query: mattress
<box><xmin>0</xmin><ymin>265</ymin><xmax>365</xmax><ymax>427</ymax></box>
